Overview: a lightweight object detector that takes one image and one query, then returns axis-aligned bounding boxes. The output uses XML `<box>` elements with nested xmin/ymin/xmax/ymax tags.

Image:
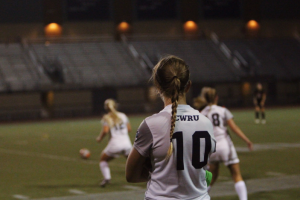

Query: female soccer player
<box><xmin>195</xmin><ymin>87</ymin><xmax>253</xmax><ymax>200</ymax></box>
<box><xmin>126</xmin><ymin>56</ymin><xmax>216</xmax><ymax>200</ymax></box>
<box><xmin>253</xmin><ymin>83</ymin><xmax>266</xmax><ymax>124</ymax></box>
<box><xmin>96</xmin><ymin>99</ymin><xmax>132</xmax><ymax>187</ymax></box>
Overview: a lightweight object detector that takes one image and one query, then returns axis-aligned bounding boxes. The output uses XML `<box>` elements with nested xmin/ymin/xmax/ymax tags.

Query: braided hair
<box><xmin>151</xmin><ymin>55</ymin><xmax>190</xmax><ymax>160</ymax></box>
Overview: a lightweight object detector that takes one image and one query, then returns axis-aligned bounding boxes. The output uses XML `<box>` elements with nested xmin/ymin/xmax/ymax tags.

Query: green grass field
<box><xmin>0</xmin><ymin>107</ymin><xmax>299</xmax><ymax>200</ymax></box>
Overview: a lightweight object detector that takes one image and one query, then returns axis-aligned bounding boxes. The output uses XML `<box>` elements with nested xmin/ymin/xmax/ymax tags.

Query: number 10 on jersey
<box><xmin>172</xmin><ymin>131</ymin><xmax>212</xmax><ymax>170</ymax></box>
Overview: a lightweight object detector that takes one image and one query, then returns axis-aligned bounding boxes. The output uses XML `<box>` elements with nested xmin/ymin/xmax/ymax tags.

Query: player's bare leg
<box><xmin>228</xmin><ymin>163</ymin><xmax>247</xmax><ymax>200</ymax></box>
<box><xmin>99</xmin><ymin>152</ymin><xmax>114</xmax><ymax>187</ymax></box>
<box><xmin>254</xmin><ymin>106</ymin><xmax>260</xmax><ymax>124</ymax></box>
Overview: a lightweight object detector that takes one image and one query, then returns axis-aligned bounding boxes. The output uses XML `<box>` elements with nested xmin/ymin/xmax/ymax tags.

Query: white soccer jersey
<box><xmin>103</xmin><ymin>112</ymin><xmax>129</xmax><ymax>138</ymax></box>
<box><xmin>102</xmin><ymin>112</ymin><xmax>132</xmax><ymax>157</ymax></box>
<box><xmin>201</xmin><ymin>105</ymin><xmax>239</xmax><ymax>166</ymax></box>
<box><xmin>201</xmin><ymin>105</ymin><xmax>233</xmax><ymax>140</ymax></box>
<box><xmin>134</xmin><ymin>105</ymin><xmax>216</xmax><ymax>200</ymax></box>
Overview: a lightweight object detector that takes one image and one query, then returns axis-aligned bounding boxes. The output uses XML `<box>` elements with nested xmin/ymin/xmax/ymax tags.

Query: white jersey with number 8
<box><xmin>134</xmin><ymin>105</ymin><xmax>216</xmax><ymax>200</ymax></box>
<box><xmin>201</xmin><ymin>105</ymin><xmax>239</xmax><ymax>166</ymax></box>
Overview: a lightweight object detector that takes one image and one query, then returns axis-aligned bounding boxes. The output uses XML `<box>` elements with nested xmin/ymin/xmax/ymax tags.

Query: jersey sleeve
<box><xmin>207</xmin><ymin>120</ymin><xmax>216</xmax><ymax>153</ymax></box>
<box><xmin>123</xmin><ymin>114</ymin><xmax>129</xmax><ymax>124</ymax></box>
<box><xmin>224</xmin><ymin>108</ymin><xmax>233</xmax><ymax>121</ymax></box>
<box><xmin>133</xmin><ymin>120</ymin><xmax>153</xmax><ymax>157</ymax></box>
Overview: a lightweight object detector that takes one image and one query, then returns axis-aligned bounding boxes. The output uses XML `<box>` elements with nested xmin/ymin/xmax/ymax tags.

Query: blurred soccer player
<box><xmin>195</xmin><ymin>87</ymin><xmax>253</xmax><ymax>200</ymax></box>
<box><xmin>253</xmin><ymin>83</ymin><xmax>267</xmax><ymax>124</ymax></box>
<box><xmin>126</xmin><ymin>55</ymin><xmax>216</xmax><ymax>200</ymax></box>
<box><xmin>96</xmin><ymin>99</ymin><xmax>132</xmax><ymax>187</ymax></box>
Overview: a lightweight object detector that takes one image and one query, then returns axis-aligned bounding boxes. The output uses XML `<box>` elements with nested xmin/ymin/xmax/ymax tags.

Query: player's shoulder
<box><xmin>214</xmin><ymin>105</ymin><xmax>227</xmax><ymax>111</ymax></box>
<box><xmin>117</xmin><ymin>112</ymin><xmax>126</xmax><ymax>117</ymax></box>
<box><xmin>200</xmin><ymin>105</ymin><xmax>210</xmax><ymax>114</ymax></box>
<box><xmin>102</xmin><ymin>113</ymin><xmax>110</xmax><ymax>121</ymax></box>
<box><xmin>144</xmin><ymin>110</ymin><xmax>171</xmax><ymax>126</ymax></box>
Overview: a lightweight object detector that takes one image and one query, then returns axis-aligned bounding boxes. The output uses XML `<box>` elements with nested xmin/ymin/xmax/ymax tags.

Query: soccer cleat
<box><xmin>261</xmin><ymin>119</ymin><xmax>266</xmax><ymax>124</ymax></box>
<box><xmin>255</xmin><ymin>119</ymin><xmax>260</xmax><ymax>124</ymax></box>
<box><xmin>99</xmin><ymin>179</ymin><xmax>110</xmax><ymax>187</ymax></box>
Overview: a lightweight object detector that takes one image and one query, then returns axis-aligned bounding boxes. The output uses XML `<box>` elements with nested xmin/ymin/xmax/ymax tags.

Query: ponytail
<box><xmin>193</xmin><ymin>87</ymin><xmax>217</xmax><ymax>112</ymax></box>
<box><xmin>204</xmin><ymin>88</ymin><xmax>217</xmax><ymax>105</ymax></box>
<box><xmin>103</xmin><ymin>99</ymin><xmax>121</xmax><ymax>127</ymax></box>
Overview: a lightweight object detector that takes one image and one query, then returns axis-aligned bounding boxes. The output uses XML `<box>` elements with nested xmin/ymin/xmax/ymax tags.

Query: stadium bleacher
<box><xmin>0</xmin><ymin>38</ymin><xmax>299</xmax><ymax>93</ymax></box>
<box><xmin>131</xmin><ymin>40</ymin><xmax>242</xmax><ymax>82</ymax></box>
<box><xmin>29</xmin><ymin>42</ymin><xmax>150</xmax><ymax>88</ymax></box>
<box><xmin>223</xmin><ymin>39</ymin><xmax>300</xmax><ymax>80</ymax></box>
<box><xmin>0</xmin><ymin>44</ymin><xmax>43</xmax><ymax>92</ymax></box>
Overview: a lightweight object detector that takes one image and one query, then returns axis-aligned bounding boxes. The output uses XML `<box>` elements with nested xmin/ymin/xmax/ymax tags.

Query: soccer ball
<box><xmin>79</xmin><ymin>148</ymin><xmax>91</xmax><ymax>159</ymax></box>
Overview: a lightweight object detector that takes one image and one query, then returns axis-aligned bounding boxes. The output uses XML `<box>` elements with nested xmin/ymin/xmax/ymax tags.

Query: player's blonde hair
<box><xmin>194</xmin><ymin>87</ymin><xmax>217</xmax><ymax>110</ymax></box>
<box><xmin>193</xmin><ymin>87</ymin><xmax>211</xmax><ymax>111</ymax></box>
<box><xmin>151</xmin><ymin>55</ymin><xmax>190</xmax><ymax>160</ymax></box>
<box><xmin>102</xmin><ymin>99</ymin><xmax>121</xmax><ymax>127</ymax></box>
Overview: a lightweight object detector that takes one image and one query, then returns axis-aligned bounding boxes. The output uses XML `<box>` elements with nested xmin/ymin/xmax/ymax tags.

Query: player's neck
<box><xmin>163</xmin><ymin>95</ymin><xmax>187</xmax><ymax>107</ymax></box>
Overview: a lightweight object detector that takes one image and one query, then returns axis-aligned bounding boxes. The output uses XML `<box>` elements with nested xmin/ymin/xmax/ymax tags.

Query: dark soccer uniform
<box><xmin>254</xmin><ymin>89</ymin><xmax>265</xmax><ymax>108</ymax></box>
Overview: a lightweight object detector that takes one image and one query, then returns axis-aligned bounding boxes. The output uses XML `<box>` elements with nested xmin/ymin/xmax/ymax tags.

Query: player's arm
<box><xmin>126</xmin><ymin>148</ymin><xmax>149</xmax><ymax>183</ymax></box>
<box><xmin>127</xmin><ymin>123</ymin><xmax>132</xmax><ymax>132</ymax></box>
<box><xmin>96</xmin><ymin>125</ymin><xmax>109</xmax><ymax>143</ymax></box>
<box><xmin>227</xmin><ymin>119</ymin><xmax>253</xmax><ymax>151</ymax></box>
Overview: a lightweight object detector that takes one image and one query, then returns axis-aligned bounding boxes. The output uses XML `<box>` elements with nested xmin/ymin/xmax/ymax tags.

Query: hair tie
<box><xmin>172</xmin><ymin>76</ymin><xmax>179</xmax><ymax>81</ymax></box>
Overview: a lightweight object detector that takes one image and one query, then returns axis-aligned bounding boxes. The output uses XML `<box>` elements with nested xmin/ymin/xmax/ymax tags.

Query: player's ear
<box><xmin>185</xmin><ymin>80</ymin><xmax>192</xmax><ymax>93</ymax></box>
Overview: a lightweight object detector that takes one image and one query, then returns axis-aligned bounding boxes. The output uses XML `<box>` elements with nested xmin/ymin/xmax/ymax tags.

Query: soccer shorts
<box><xmin>103</xmin><ymin>138</ymin><xmax>132</xmax><ymax>158</ymax></box>
<box><xmin>209</xmin><ymin>136</ymin><xmax>239</xmax><ymax>166</ymax></box>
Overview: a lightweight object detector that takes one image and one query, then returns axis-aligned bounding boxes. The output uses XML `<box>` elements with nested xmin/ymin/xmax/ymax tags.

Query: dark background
<box><xmin>0</xmin><ymin>0</ymin><xmax>299</xmax><ymax>24</ymax></box>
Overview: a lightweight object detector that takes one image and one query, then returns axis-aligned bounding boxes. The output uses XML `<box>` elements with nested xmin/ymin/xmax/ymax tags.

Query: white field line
<box><xmin>211</xmin><ymin>174</ymin><xmax>300</xmax><ymax>197</ymax></box>
<box><xmin>123</xmin><ymin>185</ymin><xmax>143</xmax><ymax>190</ymax></box>
<box><xmin>1</xmin><ymin>143</ymin><xmax>299</xmax><ymax>164</ymax></box>
<box><xmin>0</xmin><ymin>148</ymin><xmax>98</xmax><ymax>165</ymax></box>
<box><xmin>235</xmin><ymin>143</ymin><xmax>300</xmax><ymax>152</ymax></box>
<box><xmin>68</xmin><ymin>189</ymin><xmax>86</xmax><ymax>195</ymax></box>
<box><xmin>12</xmin><ymin>194</ymin><xmax>30</xmax><ymax>199</ymax></box>
<box><xmin>266</xmin><ymin>171</ymin><xmax>285</xmax><ymax>177</ymax></box>
<box><xmin>32</xmin><ymin>175</ymin><xmax>300</xmax><ymax>200</ymax></box>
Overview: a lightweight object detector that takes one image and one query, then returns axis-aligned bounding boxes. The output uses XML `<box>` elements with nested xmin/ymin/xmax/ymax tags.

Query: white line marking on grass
<box><xmin>266</xmin><ymin>171</ymin><xmax>285</xmax><ymax>177</ymax></box>
<box><xmin>123</xmin><ymin>185</ymin><xmax>143</xmax><ymax>190</ymax></box>
<box><xmin>0</xmin><ymin>148</ymin><xmax>98</xmax><ymax>165</ymax></box>
<box><xmin>12</xmin><ymin>194</ymin><xmax>29</xmax><ymax>199</ymax></box>
<box><xmin>211</xmin><ymin>174</ymin><xmax>300</xmax><ymax>197</ymax></box>
<box><xmin>68</xmin><ymin>189</ymin><xmax>86</xmax><ymax>195</ymax></box>
<box><xmin>31</xmin><ymin>175</ymin><xmax>300</xmax><ymax>200</ymax></box>
<box><xmin>236</xmin><ymin>143</ymin><xmax>300</xmax><ymax>152</ymax></box>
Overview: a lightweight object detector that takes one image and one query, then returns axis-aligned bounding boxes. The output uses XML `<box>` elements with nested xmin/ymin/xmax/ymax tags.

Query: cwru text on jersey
<box><xmin>176</xmin><ymin>115</ymin><xmax>199</xmax><ymax>121</ymax></box>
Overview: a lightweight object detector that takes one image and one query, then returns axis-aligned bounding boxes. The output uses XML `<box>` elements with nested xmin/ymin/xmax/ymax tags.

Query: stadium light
<box><xmin>246</xmin><ymin>20</ymin><xmax>260</xmax><ymax>31</ymax></box>
<box><xmin>44</xmin><ymin>23</ymin><xmax>62</xmax><ymax>37</ymax></box>
<box><xmin>183</xmin><ymin>20</ymin><xmax>198</xmax><ymax>34</ymax></box>
<box><xmin>117</xmin><ymin>21</ymin><xmax>130</xmax><ymax>33</ymax></box>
